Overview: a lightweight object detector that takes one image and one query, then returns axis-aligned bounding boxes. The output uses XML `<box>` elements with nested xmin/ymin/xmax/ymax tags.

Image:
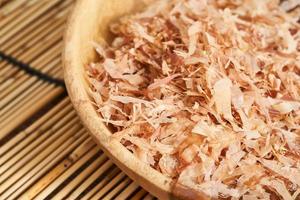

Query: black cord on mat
<box><xmin>0</xmin><ymin>51</ymin><xmax>65</xmax><ymax>88</ymax></box>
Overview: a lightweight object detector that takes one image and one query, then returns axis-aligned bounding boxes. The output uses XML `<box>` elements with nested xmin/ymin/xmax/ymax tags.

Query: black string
<box><xmin>0</xmin><ymin>51</ymin><xmax>65</xmax><ymax>88</ymax></box>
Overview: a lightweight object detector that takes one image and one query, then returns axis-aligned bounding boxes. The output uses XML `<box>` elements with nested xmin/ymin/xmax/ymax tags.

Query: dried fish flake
<box><xmin>87</xmin><ymin>0</ymin><xmax>300</xmax><ymax>198</ymax></box>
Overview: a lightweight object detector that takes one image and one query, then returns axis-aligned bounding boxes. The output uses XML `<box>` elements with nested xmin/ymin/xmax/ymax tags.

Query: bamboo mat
<box><xmin>0</xmin><ymin>0</ymin><xmax>154</xmax><ymax>199</ymax></box>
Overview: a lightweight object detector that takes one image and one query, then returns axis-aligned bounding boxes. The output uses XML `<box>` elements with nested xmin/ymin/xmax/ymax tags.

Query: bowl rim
<box><xmin>62</xmin><ymin>1</ymin><xmax>210</xmax><ymax>199</ymax></box>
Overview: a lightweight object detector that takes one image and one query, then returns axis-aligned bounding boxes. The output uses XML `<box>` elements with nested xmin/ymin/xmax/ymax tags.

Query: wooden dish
<box><xmin>63</xmin><ymin>0</ymin><xmax>209</xmax><ymax>199</ymax></box>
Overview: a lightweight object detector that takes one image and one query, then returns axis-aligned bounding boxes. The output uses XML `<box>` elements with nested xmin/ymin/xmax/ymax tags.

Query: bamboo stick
<box><xmin>19</xmin><ymin>138</ymin><xmax>96</xmax><ymax>200</ymax></box>
<box><xmin>0</xmin><ymin>47</ymin><xmax>62</xmax><ymax>84</ymax></box>
<box><xmin>130</xmin><ymin>189</ymin><xmax>148</xmax><ymax>200</ymax></box>
<box><xmin>0</xmin><ymin>0</ymin><xmax>69</xmax><ymax>80</ymax></box>
<box><xmin>0</xmin><ymin>63</ymin><xmax>62</xmax><ymax>117</ymax></box>
<box><xmin>7</xmin><ymin>133</ymin><xmax>89</xmax><ymax>199</ymax></box>
<box><xmin>33</xmin><ymin>146</ymin><xmax>100</xmax><ymax>200</ymax></box>
<box><xmin>0</xmin><ymin>26</ymin><xmax>64</xmax><ymax>81</ymax></box>
<box><xmin>0</xmin><ymin>77</ymin><xmax>63</xmax><ymax>120</ymax></box>
<box><xmin>0</xmin><ymin>55</ymin><xmax>62</xmax><ymax>108</ymax></box>
<box><xmin>114</xmin><ymin>181</ymin><xmax>140</xmax><ymax>199</ymax></box>
<box><xmin>102</xmin><ymin>178</ymin><xmax>132</xmax><ymax>200</ymax></box>
<box><xmin>3</xmin><ymin>130</ymin><xmax>89</xmax><ymax>200</ymax></box>
<box><xmin>0</xmin><ymin>0</ymin><xmax>39</xmax><ymax>17</ymax></box>
<box><xmin>0</xmin><ymin>87</ymin><xmax>65</xmax><ymax>142</ymax></box>
<box><xmin>0</xmin><ymin>62</ymin><xmax>12</xmax><ymax>79</ymax></box>
<box><xmin>0</xmin><ymin>84</ymin><xmax>59</xmax><ymax>127</ymax></box>
<box><xmin>0</xmin><ymin>47</ymin><xmax>63</xmax><ymax>109</ymax></box>
<box><xmin>0</xmin><ymin>117</ymin><xmax>81</xmax><ymax>179</ymax></box>
<box><xmin>3</xmin><ymin>45</ymin><xmax>62</xmax><ymax>83</ymax></box>
<box><xmin>0</xmin><ymin>0</ymin><xmax>42</xmax><ymax>28</ymax></box>
<box><xmin>0</xmin><ymin>42</ymin><xmax>61</xmax><ymax>81</ymax></box>
<box><xmin>0</xmin><ymin>20</ymin><xmax>64</xmax><ymax>66</ymax></box>
<box><xmin>0</xmin><ymin>0</ymin><xmax>45</xmax><ymax>36</ymax></box>
<box><xmin>7</xmin><ymin>133</ymin><xmax>89</xmax><ymax>200</ymax></box>
<box><xmin>0</xmin><ymin>0</ymin><xmax>70</xmax><ymax>51</ymax></box>
<box><xmin>91</xmin><ymin>172</ymin><xmax>127</xmax><ymax>199</ymax></box>
<box><xmin>0</xmin><ymin>29</ymin><xmax>63</xmax><ymax>91</ymax></box>
<box><xmin>0</xmin><ymin>127</ymin><xmax>86</xmax><ymax>196</ymax></box>
<box><xmin>0</xmin><ymin>18</ymin><xmax>65</xmax><ymax>78</ymax></box>
<box><xmin>0</xmin><ymin>76</ymin><xmax>13</xmax><ymax>92</ymax></box>
<box><xmin>0</xmin><ymin>0</ymin><xmax>66</xmax><ymax>42</ymax></box>
<box><xmin>0</xmin><ymin>60</ymin><xmax>61</xmax><ymax>104</ymax></box>
<box><xmin>52</xmin><ymin>154</ymin><xmax>108</xmax><ymax>200</ymax></box>
<box><xmin>67</xmin><ymin>160</ymin><xmax>114</xmax><ymax>200</ymax></box>
<box><xmin>0</xmin><ymin>80</ymin><xmax>48</xmax><ymax>116</ymax></box>
<box><xmin>1</xmin><ymin>98</ymin><xmax>71</xmax><ymax>155</ymax></box>
<box><xmin>13</xmin><ymin>24</ymin><xmax>64</xmax><ymax>57</ymax></box>
<box><xmin>0</xmin><ymin>84</ymin><xmax>57</xmax><ymax>123</ymax></box>
<box><xmin>0</xmin><ymin>77</ymin><xmax>55</xmax><ymax>117</ymax></box>
<box><xmin>83</xmin><ymin>168</ymin><xmax>121</xmax><ymax>200</ymax></box>
<box><xmin>0</xmin><ymin>0</ymin><xmax>26</xmax><ymax>13</ymax></box>
<box><xmin>0</xmin><ymin>61</ymin><xmax>62</xmax><ymax>135</ymax></box>
<box><xmin>0</xmin><ymin>108</ymin><xmax>77</xmax><ymax>167</ymax></box>
<box><xmin>0</xmin><ymin>62</ymin><xmax>61</xmax><ymax>115</ymax></box>
<box><xmin>2</xmin><ymin>8</ymin><xmax>67</xmax><ymax>54</ymax></box>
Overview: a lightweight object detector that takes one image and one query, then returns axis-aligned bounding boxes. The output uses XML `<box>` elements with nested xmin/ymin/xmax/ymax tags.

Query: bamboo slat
<box><xmin>0</xmin><ymin>0</ymin><xmax>68</xmax><ymax>42</ymax></box>
<box><xmin>131</xmin><ymin>189</ymin><xmax>149</xmax><ymax>200</ymax></box>
<box><xmin>0</xmin><ymin>79</ymin><xmax>50</xmax><ymax>116</ymax></box>
<box><xmin>0</xmin><ymin>0</ymin><xmax>68</xmax><ymax>138</ymax></box>
<box><xmin>1</xmin><ymin>98</ymin><xmax>72</xmax><ymax>156</ymax></box>
<box><xmin>3</xmin><ymin>132</ymin><xmax>89</xmax><ymax>200</ymax></box>
<box><xmin>0</xmin><ymin>21</ymin><xmax>65</xmax><ymax>79</ymax></box>
<box><xmin>0</xmin><ymin>17</ymin><xmax>66</xmax><ymax>77</ymax></box>
<box><xmin>103</xmin><ymin>178</ymin><xmax>132</xmax><ymax>200</ymax></box>
<box><xmin>0</xmin><ymin>0</ymin><xmax>39</xmax><ymax>17</ymax></box>
<box><xmin>51</xmin><ymin>154</ymin><xmax>108</xmax><ymax>199</ymax></box>
<box><xmin>0</xmin><ymin>108</ymin><xmax>77</xmax><ymax>169</ymax></box>
<box><xmin>33</xmin><ymin>146</ymin><xmax>100</xmax><ymax>200</ymax></box>
<box><xmin>91</xmin><ymin>172</ymin><xmax>127</xmax><ymax>199</ymax></box>
<box><xmin>0</xmin><ymin>69</ymin><xmax>61</xmax><ymax>119</ymax></box>
<box><xmin>0</xmin><ymin>71</ymin><xmax>62</xmax><ymax>121</ymax></box>
<box><xmin>1</xmin><ymin>61</ymin><xmax>62</xmax><ymax>111</ymax></box>
<box><xmin>0</xmin><ymin>0</ymin><xmax>41</xmax><ymax>27</ymax></box>
<box><xmin>82</xmin><ymin>168</ymin><xmax>121</xmax><ymax>200</ymax></box>
<box><xmin>115</xmin><ymin>181</ymin><xmax>140</xmax><ymax>199</ymax></box>
<box><xmin>0</xmin><ymin>118</ymin><xmax>82</xmax><ymax>182</ymax></box>
<box><xmin>0</xmin><ymin>0</ymin><xmax>153</xmax><ymax>199</ymax></box>
<box><xmin>0</xmin><ymin>87</ymin><xmax>64</xmax><ymax>140</ymax></box>
<box><xmin>66</xmin><ymin>160</ymin><xmax>114</xmax><ymax>199</ymax></box>
<box><xmin>0</xmin><ymin>27</ymin><xmax>64</xmax><ymax>84</ymax></box>
<box><xmin>19</xmin><ymin>138</ymin><xmax>96</xmax><ymax>200</ymax></box>
<box><xmin>1</xmin><ymin>7</ymin><xmax>67</xmax><ymax>52</ymax></box>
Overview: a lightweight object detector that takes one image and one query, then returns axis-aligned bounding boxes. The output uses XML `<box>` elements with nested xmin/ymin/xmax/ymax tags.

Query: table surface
<box><xmin>0</xmin><ymin>0</ymin><xmax>154</xmax><ymax>199</ymax></box>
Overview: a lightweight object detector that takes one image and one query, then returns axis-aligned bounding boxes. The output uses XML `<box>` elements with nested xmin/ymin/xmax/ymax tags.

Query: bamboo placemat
<box><xmin>0</xmin><ymin>0</ymin><xmax>154</xmax><ymax>199</ymax></box>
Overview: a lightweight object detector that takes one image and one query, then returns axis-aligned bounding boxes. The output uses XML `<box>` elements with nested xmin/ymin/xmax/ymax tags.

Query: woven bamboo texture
<box><xmin>0</xmin><ymin>0</ymin><xmax>154</xmax><ymax>199</ymax></box>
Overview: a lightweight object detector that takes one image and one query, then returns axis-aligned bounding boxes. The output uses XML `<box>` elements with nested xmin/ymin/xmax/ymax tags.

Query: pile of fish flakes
<box><xmin>87</xmin><ymin>0</ymin><xmax>300</xmax><ymax>199</ymax></box>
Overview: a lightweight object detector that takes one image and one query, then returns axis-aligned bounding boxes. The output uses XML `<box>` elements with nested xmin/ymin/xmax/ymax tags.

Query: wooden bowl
<box><xmin>63</xmin><ymin>0</ymin><xmax>209</xmax><ymax>199</ymax></box>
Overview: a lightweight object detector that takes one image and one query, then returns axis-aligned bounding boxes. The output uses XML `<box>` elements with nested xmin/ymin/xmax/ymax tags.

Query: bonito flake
<box><xmin>87</xmin><ymin>0</ymin><xmax>300</xmax><ymax>199</ymax></box>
